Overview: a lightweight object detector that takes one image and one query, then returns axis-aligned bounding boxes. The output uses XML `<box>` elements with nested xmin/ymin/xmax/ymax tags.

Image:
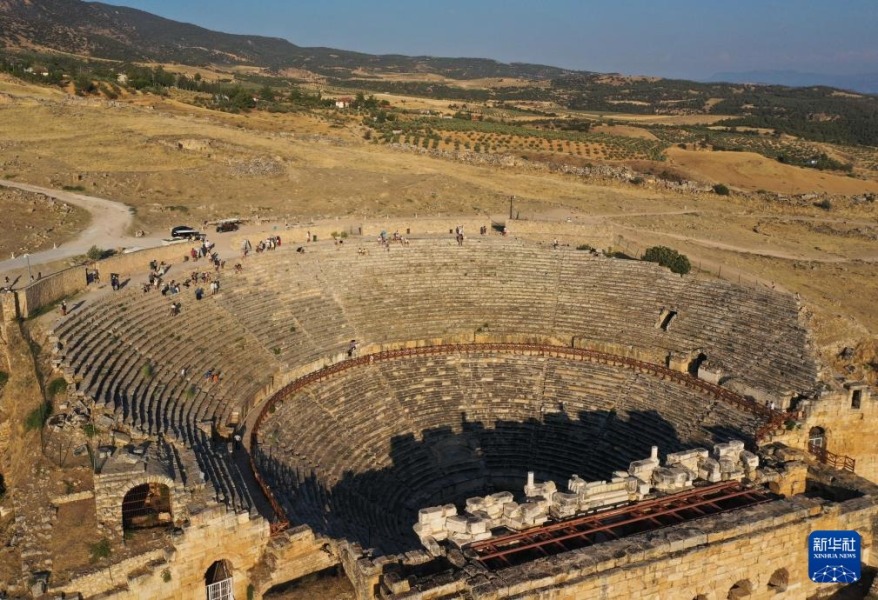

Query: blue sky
<box><xmin>101</xmin><ymin>0</ymin><xmax>878</xmax><ymax>79</ymax></box>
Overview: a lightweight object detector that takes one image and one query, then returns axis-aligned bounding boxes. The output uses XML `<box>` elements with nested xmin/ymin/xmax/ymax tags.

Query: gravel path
<box><xmin>0</xmin><ymin>180</ymin><xmax>165</xmax><ymax>277</ymax></box>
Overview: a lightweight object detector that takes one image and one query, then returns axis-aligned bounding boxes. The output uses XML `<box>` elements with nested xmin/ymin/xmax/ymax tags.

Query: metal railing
<box><xmin>808</xmin><ymin>442</ymin><xmax>856</xmax><ymax>472</ymax></box>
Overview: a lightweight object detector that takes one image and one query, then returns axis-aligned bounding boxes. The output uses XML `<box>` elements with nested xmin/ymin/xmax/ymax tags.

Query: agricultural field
<box><xmin>372</xmin><ymin>116</ymin><xmax>669</xmax><ymax>162</ymax></box>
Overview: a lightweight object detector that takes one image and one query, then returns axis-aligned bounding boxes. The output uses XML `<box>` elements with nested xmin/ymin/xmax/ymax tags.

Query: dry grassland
<box><xmin>665</xmin><ymin>146</ymin><xmax>878</xmax><ymax>194</ymax></box>
<box><xmin>0</xmin><ymin>188</ymin><xmax>90</xmax><ymax>256</ymax></box>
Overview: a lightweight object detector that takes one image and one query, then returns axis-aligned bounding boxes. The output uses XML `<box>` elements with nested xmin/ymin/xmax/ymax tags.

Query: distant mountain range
<box><xmin>1</xmin><ymin>0</ymin><xmax>877</xmax><ymax>147</ymax></box>
<box><xmin>709</xmin><ymin>71</ymin><xmax>878</xmax><ymax>95</ymax></box>
<box><xmin>0</xmin><ymin>0</ymin><xmax>571</xmax><ymax>80</ymax></box>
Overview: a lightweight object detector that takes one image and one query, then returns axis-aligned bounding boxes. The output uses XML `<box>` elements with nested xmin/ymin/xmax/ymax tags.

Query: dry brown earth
<box><xmin>665</xmin><ymin>146</ymin><xmax>878</xmax><ymax>194</ymax></box>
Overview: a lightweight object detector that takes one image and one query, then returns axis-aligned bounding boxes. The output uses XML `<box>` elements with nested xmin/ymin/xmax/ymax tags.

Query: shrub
<box><xmin>643</xmin><ymin>246</ymin><xmax>691</xmax><ymax>275</ymax></box>
<box><xmin>713</xmin><ymin>183</ymin><xmax>730</xmax><ymax>196</ymax></box>
<box><xmin>142</xmin><ymin>363</ymin><xmax>154</xmax><ymax>379</ymax></box>
<box><xmin>82</xmin><ymin>423</ymin><xmax>97</xmax><ymax>438</ymax></box>
<box><xmin>815</xmin><ymin>198</ymin><xmax>833</xmax><ymax>210</ymax></box>
<box><xmin>86</xmin><ymin>245</ymin><xmax>107</xmax><ymax>261</ymax></box>
<box><xmin>630</xmin><ymin>176</ymin><xmax>644</xmax><ymax>185</ymax></box>
<box><xmin>576</xmin><ymin>244</ymin><xmax>595</xmax><ymax>252</ymax></box>
<box><xmin>24</xmin><ymin>402</ymin><xmax>52</xmax><ymax>431</ymax></box>
<box><xmin>0</xmin><ymin>371</ymin><xmax>8</xmax><ymax>387</ymax></box>
<box><xmin>47</xmin><ymin>377</ymin><xmax>68</xmax><ymax>397</ymax></box>
<box><xmin>0</xmin><ymin>473</ymin><xmax>6</xmax><ymax>500</ymax></box>
<box><xmin>161</xmin><ymin>568</ymin><xmax>172</xmax><ymax>583</ymax></box>
<box><xmin>90</xmin><ymin>538</ymin><xmax>112</xmax><ymax>562</ymax></box>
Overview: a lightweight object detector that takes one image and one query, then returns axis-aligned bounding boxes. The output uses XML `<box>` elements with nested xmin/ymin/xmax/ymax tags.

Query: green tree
<box><xmin>643</xmin><ymin>246</ymin><xmax>691</xmax><ymax>275</ymax></box>
<box><xmin>713</xmin><ymin>183</ymin><xmax>730</xmax><ymax>196</ymax></box>
<box><xmin>259</xmin><ymin>85</ymin><xmax>275</xmax><ymax>102</ymax></box>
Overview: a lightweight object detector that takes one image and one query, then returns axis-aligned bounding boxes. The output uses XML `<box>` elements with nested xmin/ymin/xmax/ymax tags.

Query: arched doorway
<box><xmin>809</xmin><ymin>426</ymin><xmax>826</xmax><ymax>450</ymax></box>
<box><xmin>206</xmin><ymin>560</ymin><xmax>234</xmax><ymax>600</ymax></box>
<box><xmin>121</xmin><ymin>482</ymin><xmax>172</xmax><ymax>531</ymax></box>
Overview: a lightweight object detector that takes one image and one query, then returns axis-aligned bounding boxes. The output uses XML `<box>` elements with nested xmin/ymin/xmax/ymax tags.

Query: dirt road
<box><xmin>0</xmin><ymin>180</ymin><xmax>164</xmax><ymax>278</ymax></box>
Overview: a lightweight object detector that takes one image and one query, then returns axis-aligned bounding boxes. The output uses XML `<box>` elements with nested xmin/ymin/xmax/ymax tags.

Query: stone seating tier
<box><xmin>258</xmin><ymin>351</ymin><xmax>760</xmax><ymax>553</ymax></box>
<box><xmin>52</xmin><ymin>238</ymin><xmax>813</xmax><ymax>520</ymax></box>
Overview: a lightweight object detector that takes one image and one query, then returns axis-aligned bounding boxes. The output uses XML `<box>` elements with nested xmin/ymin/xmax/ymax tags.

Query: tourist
<box><xmin>348</xmin><ymin>339</ymin><xmax>359</xmax><ymax>358</ymax></box>
<box><xmin>60</xmin><ymin>300</ymin><xmax>67</xmax><ymax>316</ymax></box>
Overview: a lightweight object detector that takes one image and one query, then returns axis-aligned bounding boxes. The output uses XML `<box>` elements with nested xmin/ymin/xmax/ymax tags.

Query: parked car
<box><xmin>170</xmin><ymin>225</ymin><xmax>203</xmax><ymax>240</ymax></box>
<box><xmin>215</xmin><ymin>220</ymin><xmax>240</xmax><ymax>233</ymax></box>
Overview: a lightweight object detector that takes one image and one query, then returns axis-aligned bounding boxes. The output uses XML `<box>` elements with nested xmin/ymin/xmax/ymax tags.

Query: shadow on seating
<box><xmin>258</xmin><ymin>409</ymin><xmax>751</xmax><ymax>555</ymax></box>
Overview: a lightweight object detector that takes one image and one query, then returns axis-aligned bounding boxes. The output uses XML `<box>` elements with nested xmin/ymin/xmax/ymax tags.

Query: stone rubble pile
<box><xmin>415</xmin><ymin>440</ymin><xmax>760</xmax><ymax>551</ymax></box>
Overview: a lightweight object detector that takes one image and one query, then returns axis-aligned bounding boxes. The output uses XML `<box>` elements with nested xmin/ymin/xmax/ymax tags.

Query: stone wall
<box><xmin>53</xmin><ymin>507</ymin><xmax>271</xmax><ymax>599</ymax></box>
<box><xmin>17</xmin><ymin>266</ymin><xmax>87</xmax><ymax>318</ymax></box>
<box><xmin>773</xmin><ymin>388</ymin><xmax>878</xmax><ymax>483</ymax></box>
<box><xmin>253</xmin><ymin>526</ymin><xmax>340</xmax><ymax>596</ymax></box>
<box><xmin>13</xmin><ymin>242</ymin><xmax>199</xmax><ymax>319</ymax></box>
<box><xmin>373</xmin><ymin>478</ymin><xmax>878</xmax><ymax>600</ymax></box>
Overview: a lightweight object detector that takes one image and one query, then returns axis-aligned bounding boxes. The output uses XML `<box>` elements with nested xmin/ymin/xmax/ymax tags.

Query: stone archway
<box><xmin>809</xmin><ymin>426</ymin><xmax>826</xmax><ymax>449</ymax></box>
<box><xmin>205</xmin><ymin>559</ymin><xmax>234</xmax><ymax>600</ymax></box>
<box><xmin>121</xmin><ymin>482</ymin><xmax>172</xmax><ymax>531</ymax></box>
<box><xmin>94</xmin><ymin>471</ymin><xmax>182</xmax><ymax>538</ymax></box>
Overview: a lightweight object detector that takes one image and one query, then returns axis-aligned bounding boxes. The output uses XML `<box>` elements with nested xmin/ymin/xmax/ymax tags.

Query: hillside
<box><xmin>0</xmin><ymin>0</ymin><xmax>877</xmax><ymax>148</ymax></box>
<box><xmin>0</xmin><ymin>0</ymin><xmax>569</xmax><ymax>79</ymax></box>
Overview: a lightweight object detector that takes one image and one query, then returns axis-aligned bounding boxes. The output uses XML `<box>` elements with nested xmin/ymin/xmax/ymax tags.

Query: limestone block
<box><xmin>442</xmin><ymin>504</ymin><xmax>457</xmax><ymax>518</ymax></box>
<box><xmin>488</xmin><ymin>491</ymin><xmax>514</xmax><ymax>505</ymax></box>
<box><xmin>521</xmin><ymin>501</ymin><xmax>546</xmax><ymax>521</ymax></box>
<box><xmin>568</xmin><ymin>475</ymin><xmax>587</xmax><ymax>494</ymax></box>
<box><xmin>553</xmin><ymin>491</ymin><xmax>579</xmax><ymax>508</ymax></box>
<box><xmin>466</xmin><ymin>517</ymin><xmax>488</xmax><ymax>535</ymax></box>
<box><xmin>525</xmin><ymin>480</ymin><xmax>557</xmax><ymax>499</ymax></box>
<box><xmin>624</xmin><ymin>477</ymin><xmax>640</xmax><ymax>495</ymax></box>
<box><xmin>665</xmin><ymin>448</ymin><xmax>708</xmax><ymax>472</ymax></box>
<box><xmin>652</xmin><ymin>467</ymin><xmax>692</xmax><ymax>492</ymax></box>
<box><xmin>549</xmin><ymin>503</ymin><xmax>578</xmax><ymax>519</ymax></box>
<box><xmin>502</xmin><ymin>502</ymin><xmax>520</xmax><ymax>517</ymax></box>
<box><xmin>740</xmin><ymin>451</ymin><xmax>759</xmax><ymax>470</ymax></box>
<box><xmin>697</xmin><ymin>362</ymin><xmax>723</xmax><ymax>384</ymax></box>
<box><xmin>466</xmin><ymin>497</ymin><xmax>485</xmax><ymax>513</ymax></box>
<box><xmin>718</xmin><ymin>458</ymin><xmax>744</xmax><ymax>481</ymax></box>
<box><xmin>628</xmin><ymin>457</ymin><xmax>659</xmax><ymax>480</ymax></box>
<box><xmin>713</xmin><ymin>440</ymin><xmax>745</xmax><ymax>461</ymax></box>
<box><xmin>699</xmin><ymin>458</ymin><xmax>722</xmax><ymax>483</ymax></box>
<box><xmin>445</xmin><ymin>515</ymin><xmax>469</xmax><ymax>534</ymax></box>
<box><xmin>582</xmin><ymin>489</ymin><xmax>629</xmax><ymax>511</ymax></box>
<box><xmin>418</xmin><ymin>506</ymin><xmax>445</xmax><ymax>526</ymax></box>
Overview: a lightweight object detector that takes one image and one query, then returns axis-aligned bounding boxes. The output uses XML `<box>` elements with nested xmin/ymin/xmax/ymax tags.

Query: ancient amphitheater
<box><xmin>2</xmin><ymin>229</ymin><xmax>877</xmax><ymax>599</ymax></box>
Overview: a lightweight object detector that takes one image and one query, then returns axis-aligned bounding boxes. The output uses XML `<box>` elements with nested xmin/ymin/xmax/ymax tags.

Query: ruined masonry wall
<box><xmin>502</xmin><ymin>500</ymin><xmax>876</xmax><ymax>600</ymax></box>
<box><xmin>93</xmin><ymin>471</ymin><xmax>188</xmax><ymax>538</ymax></box>
<box><xmin>55</xmin><ymin>508</ymin><xmax>270</xmax><ymax>599</ymax></box>
<box><xmin>768</xmin><ymin>390</ymin><xmax>878</xmax><ymax>483</ymax></box>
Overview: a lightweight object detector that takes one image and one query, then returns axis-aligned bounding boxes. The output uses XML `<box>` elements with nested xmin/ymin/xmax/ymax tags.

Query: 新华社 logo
<box><xmin>808</xmin><ymin>530</ymin><xmax>861</xmax><ymax>584</ymax></box>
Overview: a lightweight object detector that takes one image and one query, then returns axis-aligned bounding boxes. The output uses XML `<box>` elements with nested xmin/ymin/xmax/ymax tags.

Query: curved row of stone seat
<box><xmin>257</xmin><ymin>351</ymin><xmax>759</xmax><ymax>547</ymax></box>
<box><xmin>53</xmin><ymin>236</ymin><xmax>813</xmax><ymax>521</ymax></box>
<box><xmin>220</xmin><ymin>239</ymin><xmax>815</xmax><ymax>399</ymax></box>
<box><xmin>53</xmin><ymin>286</ymin><xmax>279</xmax><ymax>512</ymax></box>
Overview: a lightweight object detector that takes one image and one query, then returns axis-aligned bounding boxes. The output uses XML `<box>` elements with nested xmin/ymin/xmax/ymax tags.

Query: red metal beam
<box><xmin>467</xmin><ymin>482</ymin><xmax>774</xmax><ymax>567</ymax></box>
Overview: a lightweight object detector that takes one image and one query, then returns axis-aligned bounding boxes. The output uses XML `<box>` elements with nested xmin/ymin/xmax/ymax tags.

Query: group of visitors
<box><xmin>257</xmin><ymin>236</ymin><xmax>281</xmax><ymax>253</ymax></box>
<box><xmin>455</xmin><ymin>225</ymin><xmax>466</xmax><ymax>246</ymax></box>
